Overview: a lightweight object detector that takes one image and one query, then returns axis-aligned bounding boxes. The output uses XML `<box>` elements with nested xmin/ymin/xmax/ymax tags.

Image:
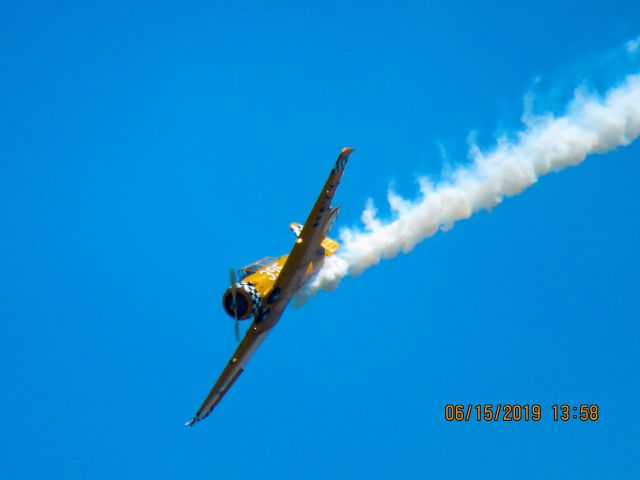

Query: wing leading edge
<box><xmin>271</xmin><ymin>147</ymin><xmax>353</xmax><ymax>299</ymax></box>
<box><xmin>186</xmin><ymin>147</ymin><xmax>353</xmax><ymax>426</ymax></box>
<box><xmin>185</xmin><ymin>325</ymin><xmax>269</xmax><ymax>426</ymax></box>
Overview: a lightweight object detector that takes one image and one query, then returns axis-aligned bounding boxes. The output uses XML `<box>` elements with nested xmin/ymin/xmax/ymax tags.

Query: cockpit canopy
<box><xmin>237</xmin><ymin>256</ymin><xmax>278</xmax><ymax>281</ymax></box>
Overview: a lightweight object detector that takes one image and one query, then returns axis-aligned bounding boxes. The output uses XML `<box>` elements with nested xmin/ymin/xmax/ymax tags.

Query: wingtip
<box><xmin>185</xmin><ymin>418</ymin><xmax>196</xmax><ymax>427</ymax></box>
<box><xmin>340</xmin><ymin>147</ymin><xmax>355</xmax><ymax>156</ymax></box>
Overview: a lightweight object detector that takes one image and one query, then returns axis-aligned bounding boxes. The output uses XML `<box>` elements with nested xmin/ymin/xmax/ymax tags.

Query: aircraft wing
<box><xmin>186</xmin><ymin>148</ymin><xmax>353</xmax><ymax>426</ymax></box>
<box><xmin>271</xmin><ymin>147</ymin><xmax>353</xmax><ymax>299</ymax></box>
<box><xmin>185</xmin><ymin>319</ymin><xmax>273</xmax><ymax>426</ymax></box>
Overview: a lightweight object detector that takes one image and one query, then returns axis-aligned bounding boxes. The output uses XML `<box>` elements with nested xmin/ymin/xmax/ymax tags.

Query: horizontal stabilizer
<box><xmin>291</xmin><ymin>221</ymin><xmax>339</xmax><ymax>254</ymax></box>
<box><xmin>321</xmin><ymin>237</ymin><xmax>339</xmax><ymax>254</ymax></box>
<box><xmin>289</xmin><ymin>222</ymin><xmax>303</xmax><ymax>237</ymax></box>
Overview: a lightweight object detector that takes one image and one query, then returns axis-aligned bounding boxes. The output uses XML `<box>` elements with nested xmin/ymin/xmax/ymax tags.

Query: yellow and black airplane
<box><xmin>186</xmin><ymin>147</ymin><xmax>354</xmax><ymax>426</ymax></box>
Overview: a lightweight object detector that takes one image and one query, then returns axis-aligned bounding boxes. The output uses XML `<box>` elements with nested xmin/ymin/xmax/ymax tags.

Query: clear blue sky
<box><xmin>1</xmin><ymin>1</ymin><xmax>639</xmax><ymax>479</ymax></box>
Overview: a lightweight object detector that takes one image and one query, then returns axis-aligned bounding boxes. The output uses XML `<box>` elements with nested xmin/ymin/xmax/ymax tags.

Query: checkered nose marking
<box><xmin>237</xmin><ymin>282</ymin><xmax>262</xmax><ymax>315</ymax></box>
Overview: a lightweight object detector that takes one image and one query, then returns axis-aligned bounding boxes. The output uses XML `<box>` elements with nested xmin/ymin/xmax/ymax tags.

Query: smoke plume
<box><xmin>304</xmin><ymin>72</ymin><xmax>640</xmax><ymax>298</ymax></box>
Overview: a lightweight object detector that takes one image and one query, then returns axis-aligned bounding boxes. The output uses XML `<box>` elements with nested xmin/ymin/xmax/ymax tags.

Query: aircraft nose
<box><xmin>223</xmin><ymin>287</ymin><xmax>250</xmax><ymax>319</ymax></box>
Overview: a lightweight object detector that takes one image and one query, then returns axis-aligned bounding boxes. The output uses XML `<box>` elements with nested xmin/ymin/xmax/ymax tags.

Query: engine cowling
<box><xmin>222</xmin><ymin>282</ymin><xmax>263</xmax><ymax>320</ymax></box>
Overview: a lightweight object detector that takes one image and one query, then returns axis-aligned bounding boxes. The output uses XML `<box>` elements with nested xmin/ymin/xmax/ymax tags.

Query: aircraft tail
<box><xmin>289</xmin><ymin>222</ymin><xmax>303</xmax><ymax>237</ymax></box>
<box><xmin>289</xmin><ymin>222</ymin><xmax>339</xmax><ymax>255</ymax></box>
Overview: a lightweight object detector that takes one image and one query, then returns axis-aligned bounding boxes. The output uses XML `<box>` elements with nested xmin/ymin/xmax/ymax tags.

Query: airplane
<box><xmin>186</xmin><ymin>147</ymin><xmax>354</xmax><ymax>426</ymax></box>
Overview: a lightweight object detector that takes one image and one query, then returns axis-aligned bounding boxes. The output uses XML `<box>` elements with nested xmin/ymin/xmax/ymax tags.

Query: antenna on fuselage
<box><xmin>229</xmin><ymin>269</ymin><xmax>240</xmax><ymax>342</ymax></box>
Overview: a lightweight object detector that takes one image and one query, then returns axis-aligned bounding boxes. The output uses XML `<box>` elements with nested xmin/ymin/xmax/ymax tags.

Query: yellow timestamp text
<box><xmin>444</xmin><ymin>404</ymin><xmax>600</xmax><ymax>422</ymax></box>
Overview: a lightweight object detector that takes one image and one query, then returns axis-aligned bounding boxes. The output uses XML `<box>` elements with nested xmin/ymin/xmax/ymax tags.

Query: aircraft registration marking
<box><xmin>258</xmin><ymin>263</ymin><xmax>283</xmax><ymax>281</ymax></box>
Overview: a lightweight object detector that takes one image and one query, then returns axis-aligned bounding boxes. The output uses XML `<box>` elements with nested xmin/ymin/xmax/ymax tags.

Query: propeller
<box><xmin>230</xmin><ymin>269</ymin><xmax>240</xmax><ymax>342</ymax></box>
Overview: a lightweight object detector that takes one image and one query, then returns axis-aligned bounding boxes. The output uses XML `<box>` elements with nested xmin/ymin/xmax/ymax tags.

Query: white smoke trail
<box><xmin>304</xmin><ymin>72</ymin><xmax>640</xmax><ymax>298</ymax></box>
